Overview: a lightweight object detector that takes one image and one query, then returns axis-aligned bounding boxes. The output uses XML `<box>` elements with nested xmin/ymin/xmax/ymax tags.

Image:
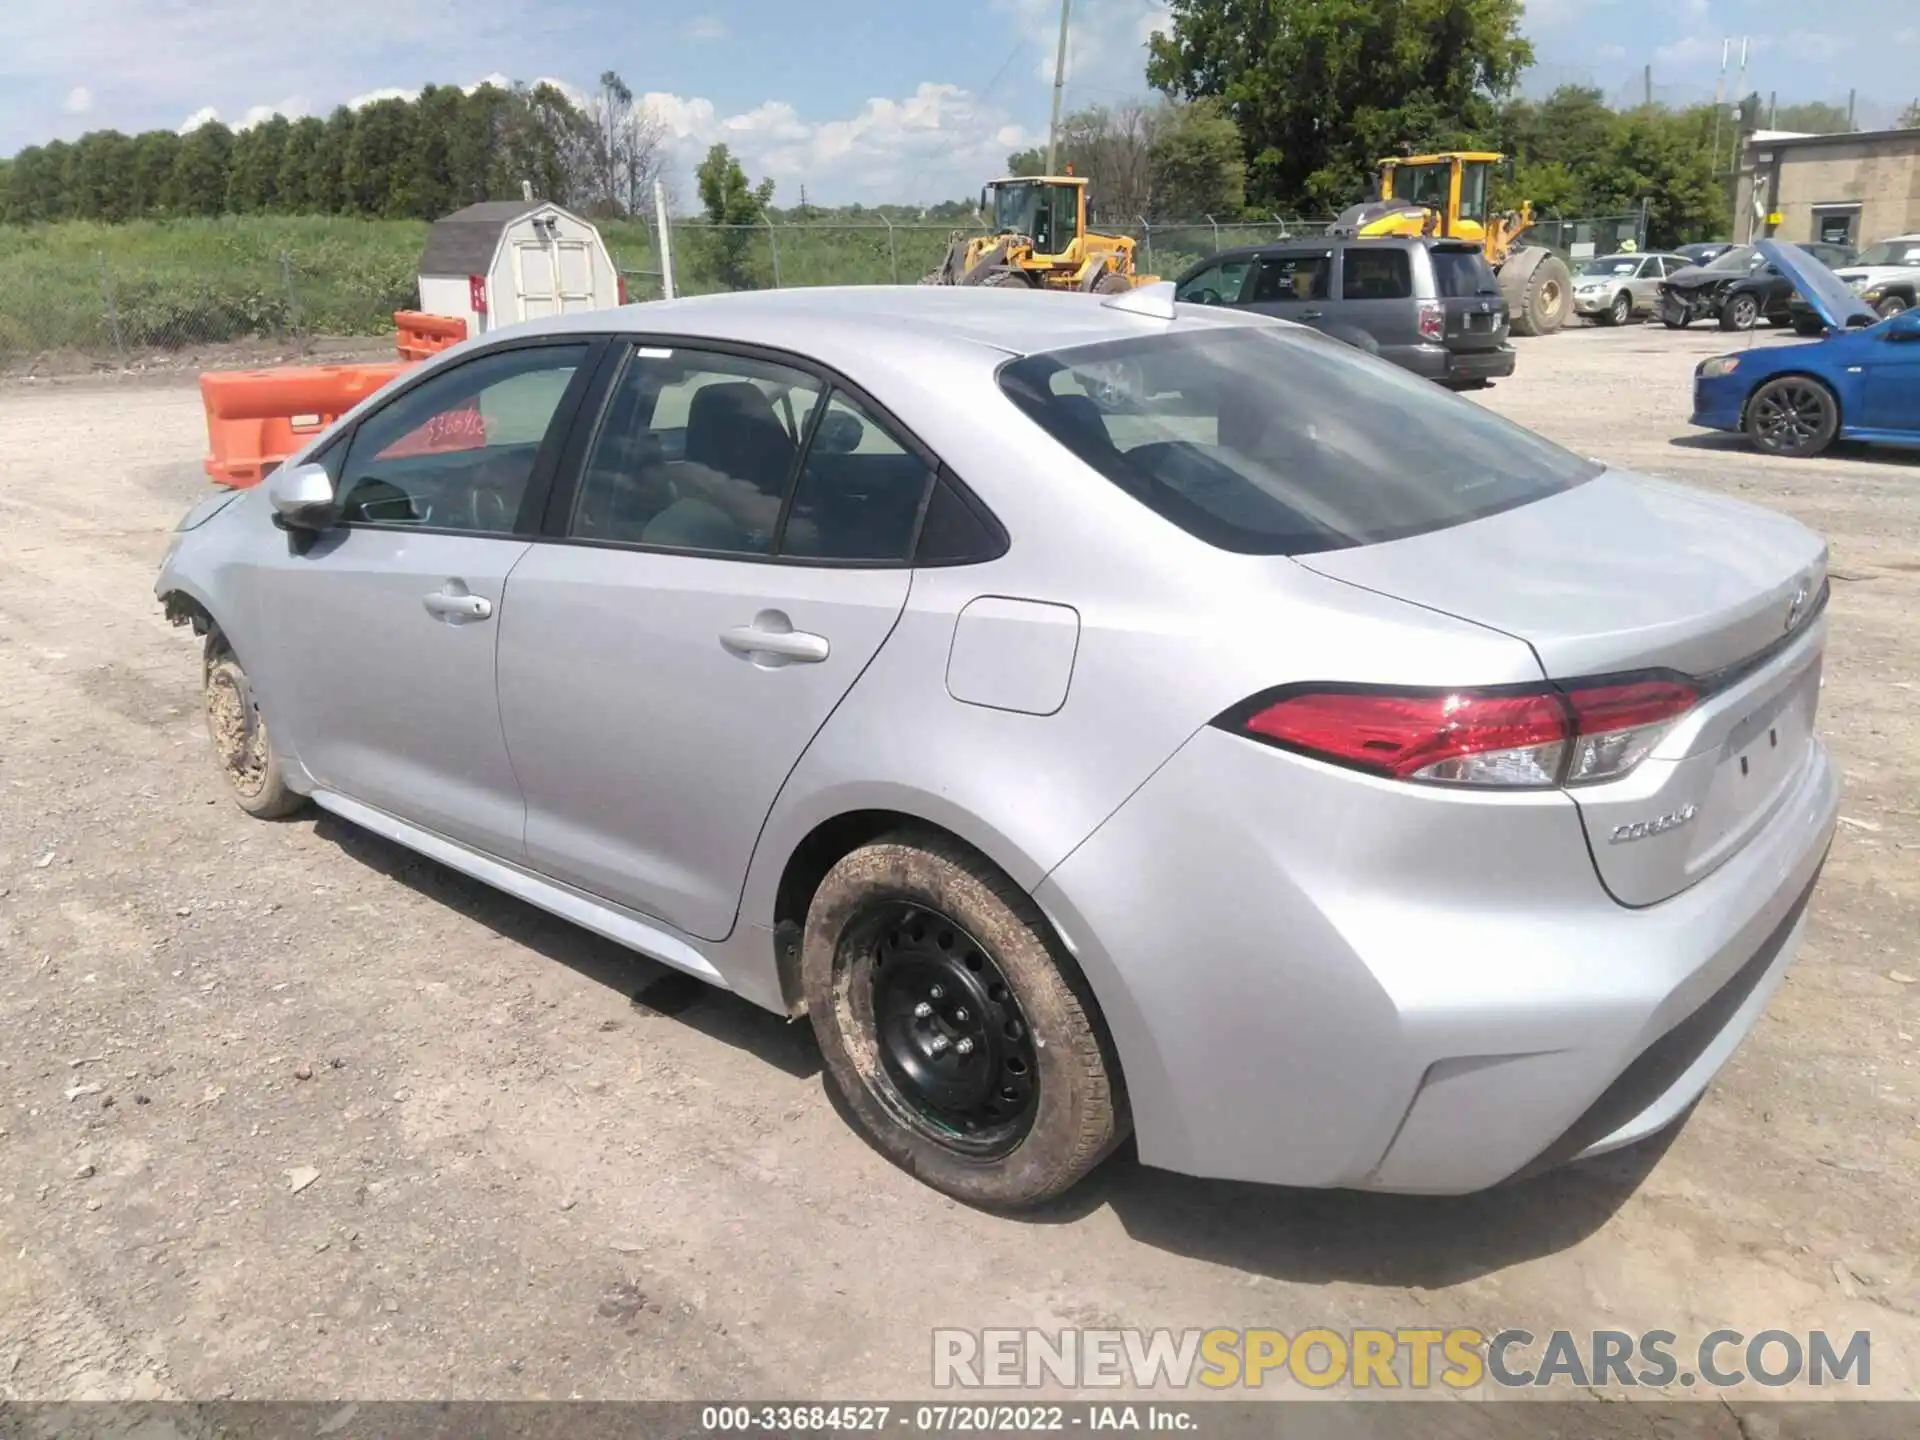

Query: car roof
<box><xmin>471</xmin><ymin>284</ymin><xmax>1265</xmax><ymax>369</ymax></box>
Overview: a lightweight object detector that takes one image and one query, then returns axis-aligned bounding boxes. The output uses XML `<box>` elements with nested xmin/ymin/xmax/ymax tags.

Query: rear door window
<box><xmin>997</xmin><ymin>327</ymin><xmax>1599</xmax><ymax>557</ymax></box>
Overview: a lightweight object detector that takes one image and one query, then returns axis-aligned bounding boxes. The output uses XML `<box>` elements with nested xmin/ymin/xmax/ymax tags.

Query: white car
<box><xmin>1832</xmin><ymin>235</ymin><xmax>1920</xmax><ymax>317</ymax></box>
<box><xmin>1572</xmin><ymin>253</ymin><xmax>1694</xmax><ymax>326</ymax></box>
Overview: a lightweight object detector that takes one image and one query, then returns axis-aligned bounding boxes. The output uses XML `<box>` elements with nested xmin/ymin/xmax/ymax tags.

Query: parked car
<box><xmin>1571</xmin><ymin>251</ymin><xmax>1695</xmax><ymax>325</ymax></box>
<box><xmin>1787</xmin><ymin>233</ymin><xmax>1920</xmax><ymax>333</ymax></box>
<box><xmin>1693</xmin><ymin>239</ymin><xmax>1920</xmax><ymax>458</ymax></box>
<box><xmin>158</xmin><ymin>284</ymin><xmax>1839</xmax><ymax>1209</ymax></box>
<box><xmin>1660</xmin><ymin>241</ymin><xmax>1856</xmax><ymax>331</ymax></box>
<box><xmin>1674</xmin><ymin>242</ymin><xmax>1739</xmax><ymax>267</ymax></box>
<box><xmin>1171</xmin><ymin>236</ymin><xmax>1514</xmax><ymax>388</ymax></box>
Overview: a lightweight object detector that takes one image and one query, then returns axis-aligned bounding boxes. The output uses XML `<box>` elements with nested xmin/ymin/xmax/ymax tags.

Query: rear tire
<box><xmin>1745</xmin><ymin>376</ymin><xmax>1839</xmax><ymax>459</ymax></box>
<box><xmin>1093</xmin><ymin>272</ymin><xmax>1132</xmax><ymax>294</ymax></box>
<box><xmin>800</xmin><ymin>832</ymin><xmax>1127</xmax><ymax>1209</ymax></box>
<box><xmin>202</xmin><ymin>642</ymin><xmax>306</xmax><ymax>819</ymax></box>
<box><xmin>1720</xmin><ymin>293</ymin><xmax>1760</xmax><ymax>331</ymax></box>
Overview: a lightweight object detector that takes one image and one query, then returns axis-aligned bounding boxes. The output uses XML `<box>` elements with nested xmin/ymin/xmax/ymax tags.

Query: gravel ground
<box><xmin>1</xmin><ymin>321</ymin><xmax>1917</xmax><ymax>1414</ymax></box>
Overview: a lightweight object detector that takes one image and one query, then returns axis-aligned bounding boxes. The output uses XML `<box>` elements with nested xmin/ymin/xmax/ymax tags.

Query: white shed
<box><xmin>416</xmin><ymin>200</ymin><xmax>625</xmax><ymax>337</ymax></box>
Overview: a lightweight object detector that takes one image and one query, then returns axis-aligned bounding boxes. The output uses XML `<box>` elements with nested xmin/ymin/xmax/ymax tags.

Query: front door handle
<box><xmin>1299</xmin><ymin>308</ymin><xmax>1324</xmax><ymax>320</ymax></box>
<box><xmin>423</xmin><ymin>585</ymin><xmax>493</xmax><ymax>622</ymax></box>
<box><xmin>720</xmin><ymin>610</ymin><xmax>829</xmax><ymax>666</ymax></box>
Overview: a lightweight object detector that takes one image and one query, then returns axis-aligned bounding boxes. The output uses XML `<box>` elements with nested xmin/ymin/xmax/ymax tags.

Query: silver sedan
<box><xmin>156</xmin><ymin>284</ymin><xmax>1839</xmax><ymax>1208</ymax></box>
<box><xmin>1573</xmin><ymin>251</ymin><xmax>1694</xmax><ymax>324</ymax></box>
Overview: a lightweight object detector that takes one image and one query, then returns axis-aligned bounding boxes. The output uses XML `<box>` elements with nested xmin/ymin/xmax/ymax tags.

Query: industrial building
<box><xmin>1737</xmin><ymin>126</ymin><xmax>1920</xmax><ymax>247</ymax></box>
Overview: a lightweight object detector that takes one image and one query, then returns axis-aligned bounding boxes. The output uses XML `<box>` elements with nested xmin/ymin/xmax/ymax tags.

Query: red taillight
<box><xmin>1417</xmin><ymin>301</ymin><xmax>1445</xmax><ymax>342</ymax></box>
<box><xmin>1230</xmin><ymin>678</ymin><xmax>1699</xmax><ymax>788</ymax></box>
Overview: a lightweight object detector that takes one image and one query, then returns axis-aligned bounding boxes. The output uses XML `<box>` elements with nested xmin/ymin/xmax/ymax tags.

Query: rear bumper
<box><xmin>1035</xmin><ymin>726</ymin><xmax>1839</xmax><ymax>1193</ymax></box>
<box><xmin>1387</xmin><ymin>342</ymin><xmax>1516</xmax><ymax>383</ymax></box>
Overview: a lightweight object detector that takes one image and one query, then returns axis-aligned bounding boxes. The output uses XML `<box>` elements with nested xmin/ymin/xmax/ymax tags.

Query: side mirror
<box><xmin>267</xmin><ymin>461</ymin><xmax>336</xmax><ymax>528</ymax></box>
<box><xmin>1883</xmin><ymin>310</ymin><xmax>1920</xmax><ymax>341</ymax></box>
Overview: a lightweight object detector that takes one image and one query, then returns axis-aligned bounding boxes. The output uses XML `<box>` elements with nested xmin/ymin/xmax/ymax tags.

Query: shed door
<box><xmin>555</xmin><ymin>241</ymin><xmax>597</xmax><ymax>313</ymax></box>
<box><xmin>511</xmin><ymin>238</ymin><xmax>559</xmax><ymax>321</ymax></box>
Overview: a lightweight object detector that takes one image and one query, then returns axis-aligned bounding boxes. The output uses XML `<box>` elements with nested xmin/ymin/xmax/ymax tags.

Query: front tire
<box><xmin>801</xmin><ymin>833</ymin><xmax>1126</xmax><ymax>1209</ymax></box>
<box><xmin>1745</xmin><ymin>376</ymin><xmax>1839</xmax><ymax>459</ymax></box>
<box><xmin>1602</xmin><ymin>291</ymin><xmax>1631</xmax><ymax>326</ymax></box>
<box><xmin>1720</xmin><ymin>293</ymin><xmax>1760</xmax><ymax>331</ymax></box>
<box><xmin>1878</xmin><ymin>295</ymin><xmax>1910</xmax><ymax>318</ymax></box>
<box><xmin>202</xmin><ymin>643</ymin><xmax>306</xmax><ymax>819</ymax></box>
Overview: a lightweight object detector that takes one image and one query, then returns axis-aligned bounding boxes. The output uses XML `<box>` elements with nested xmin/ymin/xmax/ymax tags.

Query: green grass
<box><xmin>0</xmin><ymin>213</ymin><xmax>1293</xmax><ymax>361</ymax></box>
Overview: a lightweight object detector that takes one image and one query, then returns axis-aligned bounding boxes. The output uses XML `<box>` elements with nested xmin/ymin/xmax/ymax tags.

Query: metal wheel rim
<box><xmin>205</xmin><ymin>667</ymin><xmax>269</xmax><ymax>798</ymax></box>
<box><xmin>1611</xmin><ymin>294</ymin><xmax>1630</xmax><ymax>324</ymax></box>
<box><xmin>841</xmin><ymin>901</ymin><xmax>1040</xmax><ymax>1158</ymax></box>
<box><xmin>1539</xmin><ymin>278</ymin><xmax>1564</xmax><ymax>314</ymax></box>
<box><xmin>1752</xmin><ymin>383</ymin><xmax>1828</xmax><ymax>451</ymax></box>
<box><xmin>1730</xmin><ymin>297</ymin><xmax>1757</xmax><ymax>327</ymax></box>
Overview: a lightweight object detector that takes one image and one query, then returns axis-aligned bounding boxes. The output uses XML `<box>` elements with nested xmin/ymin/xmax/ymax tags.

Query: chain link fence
<box><xmin>5</xmin><ymin>211</ymin><xmax>1665</xmax><ymax>374</ymax></box>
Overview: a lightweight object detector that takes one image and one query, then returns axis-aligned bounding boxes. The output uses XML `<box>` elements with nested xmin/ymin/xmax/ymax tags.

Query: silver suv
<box><xmin>1172</xmin><ymin>236</ymin><xmax>1515</xmax><ymax>389</ymax></box>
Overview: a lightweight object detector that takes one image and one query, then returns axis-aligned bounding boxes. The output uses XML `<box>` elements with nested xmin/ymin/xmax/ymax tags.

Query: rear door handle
<box><xmin>423</xmin><ymin>586</ymin><xmax>492</xmax><ymax>622</ymax></box>
<box><xmin>1299</xmin><ymin>308</ymin><xmax>1324</xmax><ymax>319</ymax></box>
<box><xmin>721</xmin><ymin>610</ymin><xmax>829</xmax><ymax>666</ymax></box>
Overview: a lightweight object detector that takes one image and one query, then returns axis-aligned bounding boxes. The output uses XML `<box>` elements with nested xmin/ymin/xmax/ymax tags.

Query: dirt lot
<box><xmin>1</xmin><ymin>322</ymin><xmax>1917</xmax><ymax>1415</ymax></box>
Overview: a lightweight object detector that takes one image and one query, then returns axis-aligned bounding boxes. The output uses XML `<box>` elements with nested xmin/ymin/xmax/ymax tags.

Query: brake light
<box><xmin>1227</xmin><ymin>679</ymin><xmax>1698</xmax><ymax>788</ymax></box>
<box><xmin>1418</xmin><ymin>301</ymin><xmax>1445</xmax><ymax>342</ymax></box>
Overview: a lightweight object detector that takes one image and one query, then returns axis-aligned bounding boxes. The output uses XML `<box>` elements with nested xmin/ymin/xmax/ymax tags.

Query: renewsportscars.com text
<box><xmin>932</xmin><ymin>1327</ymin><xmax>1872</xmax><ymax>1391</ymax></box>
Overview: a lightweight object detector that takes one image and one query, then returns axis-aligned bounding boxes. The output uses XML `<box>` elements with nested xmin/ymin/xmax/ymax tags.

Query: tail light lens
<box><xmin>1227</xmin><ymin>678</ymin><xmax>1698</xmax><ymax>789</ymax></box>
<box><xmin>1417</xmin><ymin>301</ymin><xmax>1445</xmax><ymax>342</ymax></box>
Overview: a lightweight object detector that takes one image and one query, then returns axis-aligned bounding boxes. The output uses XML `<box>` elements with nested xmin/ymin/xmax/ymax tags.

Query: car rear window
<box><xmin>1429</xmin><ymin>247</ymin><xmax>1500</xmax><ymax>298</ymax></box>
<box><xmin>996</xmin><ymin>326</ymin><xmax>1600</xmax><ymax>557</ymax></box>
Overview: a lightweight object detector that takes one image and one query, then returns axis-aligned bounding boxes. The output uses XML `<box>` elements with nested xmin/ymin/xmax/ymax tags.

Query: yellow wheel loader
<box><xmin>1331</xmin><ymin>152</ymin><xmax>1574</xmax><ymax>337</ymax></box>
<box><xmin>919</xmin><ymin>175</ymin><xmax>1157</xmax><ymax>293</ymax></box>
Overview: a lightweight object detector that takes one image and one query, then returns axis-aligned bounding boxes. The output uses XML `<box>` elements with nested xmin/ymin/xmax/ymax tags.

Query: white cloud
<box><xmin>237</xmin><ymin>97</ymin><xmax>306</xmax><ymax>130</ymax></box>
<box><xmin>464</xmin><ymin>72</ymin><xmax>514</xmax><ymax>94</ymax></box>
<box><xmin>177</xmin><ymin>105</ymin><xmax>220</xmax><ymax>134</ymax></box>
<box><xmin>63</xmin><ymin>85</ymin><xmax>93</xmax><ymax>114</ymax></box>
<box><xmin>995</xmin><ymin>0</ymin><xmax>1168</xmax><ymax>101</ymax></box>
<box><xmin>346</xmin><ymin>85</ymin><xmax>419</xmax><ymax>109</ymax></box>
<box><xmin>680</xmin><ymin>15</ymin><xmax>728</xmax><ymax>42</ymax></box>
<box><xmin>639</xmin><ymin>82</ymin><xmax>1035</xmax><ymax>204</ymax></box>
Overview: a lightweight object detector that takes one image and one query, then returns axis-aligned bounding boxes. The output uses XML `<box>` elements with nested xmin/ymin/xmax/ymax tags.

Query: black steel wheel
<box><xmin>801</xmin><ymin>832</ymin><xmax>1126</xmax><ymax>1208</ymax></box>
<box><xmin>850</xmin><ymin>901</ymin><xmax>1038</xmax><ymax>1156</ymax></box>
<box><xmin>1745</xmin><ymin>376</ymin><xmax>1839</xmax><ymax>458</ymax></box>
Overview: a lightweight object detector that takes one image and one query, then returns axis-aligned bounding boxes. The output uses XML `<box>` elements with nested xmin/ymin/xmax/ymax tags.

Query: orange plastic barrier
<box><xmin>199</xmin><ymin>362</ymin><xmax>411</xmax><ymax>488</ymax></box>
<box><xmin>394</xmin><ymin>310</ymin><xmax>469</xmax><ymax>362</ymax></box>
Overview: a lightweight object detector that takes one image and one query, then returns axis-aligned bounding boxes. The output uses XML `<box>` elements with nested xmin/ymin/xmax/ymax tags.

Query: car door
<box><xmin>495</xmin><ymin>342</ymin><xmax>926</xmax><ymax>941</ymax></box>
<box><xmin>1630</xmin><ymin>255</ymin><xmax>1666</xmax><ymax>312</ymax></box>
<box><xmin>250</xmin><ymin>339</ymin><xmax>597</xmax><ymax>856</ymax></box>
<box><xmin>1333</xmin><ymin>244</ymin><xmax>1423</xmax><ymax>356</ymax></box>
<box><xmin>1860</xmin><ymin>316</ymin><xmax>1920</xmax><ymax>432</ymax></box>
<box><xmin>1238</xmin><ymin>248</ymin><xmax>1336</xmax><ymax>334</ymax></box>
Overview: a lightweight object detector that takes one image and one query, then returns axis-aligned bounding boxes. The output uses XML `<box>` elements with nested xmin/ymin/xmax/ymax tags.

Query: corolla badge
<box><xmin>1610</xmin><ymin>803</ymin><xmax>1698</xmax><ymax>844</ymax></box>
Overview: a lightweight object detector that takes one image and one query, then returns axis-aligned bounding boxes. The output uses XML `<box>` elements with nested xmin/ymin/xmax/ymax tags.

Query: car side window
<box><xmin>1248</xmin><ymin>252</ymin><xmax>1332</xmax><ymax>304</ymax></box>
<box><xmin>335</xmin><ymin>344</ymin><xmax>589</xmax><ymax>533</ymax></box>
<box><xmin>1339</xmin><ymin>248</ymin><xmax>1412</xmax><ymax>300</ymax></box>
<box><xmin>570</xmin><ymin>347</ymin><xmax>824</xmax><ymax>556</ymax></box>
<box><xmin>1637</xmin><ymin>257</ymin><xmax>1662</xmax><ymax>278</ymax></box>
<box><xmin>780</xmin><ymin>391</ymin><xmax>934</xmax><ymax>563</ymax></box>
<box><xmin>1175</xmin><ymin>259</ymin><xmax>1251</xmax><ymax>305</ymax></box>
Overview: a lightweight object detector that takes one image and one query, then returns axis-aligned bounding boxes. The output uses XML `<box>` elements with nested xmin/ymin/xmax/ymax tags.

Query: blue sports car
<box><xmin>1691</xmin><ymin>239</ymin><xmax>1920</xmax><ymax>458</ymax></box>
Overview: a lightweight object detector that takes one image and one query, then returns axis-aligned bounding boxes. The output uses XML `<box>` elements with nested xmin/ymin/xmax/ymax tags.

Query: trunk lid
<box><xmin>1295</xmin><ymin>468</ymin><xmax>1829</xmax><ymax>905</ymax></box>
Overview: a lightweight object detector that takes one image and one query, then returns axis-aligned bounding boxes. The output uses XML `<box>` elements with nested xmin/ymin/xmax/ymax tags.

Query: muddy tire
<box><xmin>1093</xmin><ymin>271</ymin><xmax>1132</xmax><ymax>294</ymax></box>
<box><xmin>202</xmin><ymin>642</ymin><xmax>305</xmax><ymax>819</ymax></box>
<box><xmin>800</xmin><ymin>831</ymin><xmax>1127</xmax><ymax>1209</ymax></box>
<box><xmin>980</xmin><ymin>270</ymin><xmax>1032</xmax><ymax>289</ymax></box>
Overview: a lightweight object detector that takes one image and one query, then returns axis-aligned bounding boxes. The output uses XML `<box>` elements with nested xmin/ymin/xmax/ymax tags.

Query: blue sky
<box><xmin>0</xmin><ymin>1</ymin><xmax>1910</xmax><ymax>204</ymax></box>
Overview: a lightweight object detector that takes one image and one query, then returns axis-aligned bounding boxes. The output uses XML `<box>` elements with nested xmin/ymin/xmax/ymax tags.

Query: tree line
<box><xmin>0</xmin><ymin>72</ymin><xmax>673</xmax><ymax>226</ymax></box>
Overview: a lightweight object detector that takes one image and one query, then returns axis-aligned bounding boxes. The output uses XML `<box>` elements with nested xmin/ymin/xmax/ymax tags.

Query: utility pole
<box><xmin>1847</xmin><ymin>88</ymin><xmax>1857</xmax><ymax>129</ymax></box>
<box><xmin>1045</xmin><ymin>0</ymin><xmax>1072</xmax><ymax>175</ymax></box>
<box><xmin>1709</xmin><ymin>39</ymin><xmax>1729</xmax><ymax>180</ymax></box>
<box><xmin>1643</xmin><ymin>64</ymin><xmax>1652</xmax><ymax>108</ymax></box>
